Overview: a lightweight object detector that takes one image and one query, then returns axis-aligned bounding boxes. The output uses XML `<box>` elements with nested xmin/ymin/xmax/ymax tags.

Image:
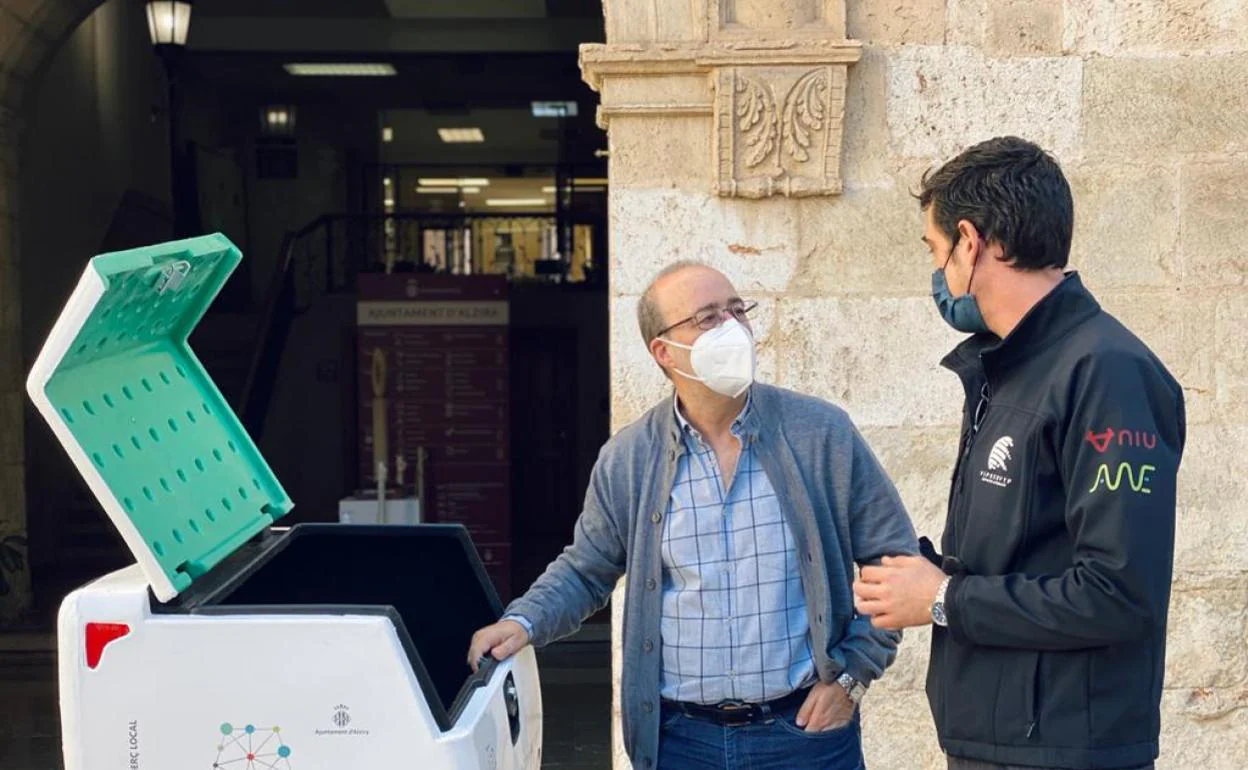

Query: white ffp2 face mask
<box><xmin>660</xmin><ymin>318</ymin><xmax>756</xmax><ymax>398</ymax></box>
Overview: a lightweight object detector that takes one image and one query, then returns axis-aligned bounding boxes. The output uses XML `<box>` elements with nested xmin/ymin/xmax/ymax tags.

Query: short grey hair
<box><xmin>637</xmin><ymin>260</ymin><xmax>709</xmax><ymax>345</ymax></box>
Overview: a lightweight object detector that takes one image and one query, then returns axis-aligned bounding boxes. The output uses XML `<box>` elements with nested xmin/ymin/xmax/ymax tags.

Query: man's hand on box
<box><xmin>467</xmin><ymin>619</ymin><xmax>530</xmax><ymax>672</ymax></box>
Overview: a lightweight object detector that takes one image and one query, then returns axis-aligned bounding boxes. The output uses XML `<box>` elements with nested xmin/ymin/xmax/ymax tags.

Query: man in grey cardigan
<box><xmin>468</xmin><ymin>262</ymin><xmax>918</xmax><ymax>770</ymax></box>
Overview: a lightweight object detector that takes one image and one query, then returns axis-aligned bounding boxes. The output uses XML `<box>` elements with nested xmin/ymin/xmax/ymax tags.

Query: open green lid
<box><xmin>26</xmin><ymin>234</ymin><xmax>292</xmax><ymax>602</ymax></box>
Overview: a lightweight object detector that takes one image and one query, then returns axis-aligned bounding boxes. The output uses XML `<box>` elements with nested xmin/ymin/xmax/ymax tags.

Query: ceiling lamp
<box><xmin>417</xmin><ymin>178</ymin><xmax>489</xmax><ymax>187</ymax></box>
<box><xmin>486</xmin><ymin>198</ymin><xmax>547</xmax><ymax>207</ymax></box>
<box><xmin>260</xmin><ymin>105</ymin><xmax>296</xmax><ymax>137</ymax></box>
<box><xmin>284</xmin><ymin>63</ymin><xmax>396</xmax><ymax>77</ymax></box>
<box><xmin>437</xmin><ymin>128</ymin><xmax>484</xmax><ymax>144</ymax></box>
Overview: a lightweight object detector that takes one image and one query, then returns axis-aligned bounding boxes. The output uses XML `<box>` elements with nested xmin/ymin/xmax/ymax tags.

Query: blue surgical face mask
<box><xmin>931</xmin><ymin>240</ymin><xmax>990</xmax><ymax>334</ymax></box>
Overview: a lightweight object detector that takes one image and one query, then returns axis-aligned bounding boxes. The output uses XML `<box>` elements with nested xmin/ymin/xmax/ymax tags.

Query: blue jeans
<box><xmin>657</xmin><ymin>702</ymin><xmax>865</xmax><ymax>770</ymax></box>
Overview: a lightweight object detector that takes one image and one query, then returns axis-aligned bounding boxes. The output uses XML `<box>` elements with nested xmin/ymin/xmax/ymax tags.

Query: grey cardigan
<box><xmin>504</xmin><ymin>383</ymin><xmax>919</xmax><ymax>768</ymax></box>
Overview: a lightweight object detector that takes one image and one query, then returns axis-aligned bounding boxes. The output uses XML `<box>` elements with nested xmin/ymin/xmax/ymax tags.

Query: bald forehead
<box><xmin>653</xmin><ymin>263</ymin><xmax>724</xmax><ymax>292</ymax></box>
<box><xmin>652</xmin><ymin>265</ymin><xmax>738</xmax><ymax>325</ymax></box>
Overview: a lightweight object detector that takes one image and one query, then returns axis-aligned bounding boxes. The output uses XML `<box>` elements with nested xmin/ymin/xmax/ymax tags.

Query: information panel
<box><xmin>357</xmin><ymin>274</ymin><xmax>511</xmax><ymax>599</ymax></box>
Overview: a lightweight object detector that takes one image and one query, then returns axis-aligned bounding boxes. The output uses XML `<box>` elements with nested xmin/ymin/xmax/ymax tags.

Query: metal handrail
<box><xmin>235</xmin><ymin>209</ymin><xmax>602</xmax><ymax>436</ymax></box>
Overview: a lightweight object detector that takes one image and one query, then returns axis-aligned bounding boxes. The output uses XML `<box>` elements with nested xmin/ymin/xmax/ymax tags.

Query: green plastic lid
<box><xmin>26</xmin><ymin>234</ymin><xmax>292</xmax><ymax>601</ymax></box>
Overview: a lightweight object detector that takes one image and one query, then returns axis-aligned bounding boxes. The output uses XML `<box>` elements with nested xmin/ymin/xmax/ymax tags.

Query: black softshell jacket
<box><xmin>927</xmin><ymin>273</ymin><xmax>1185</xmax><ymax>769</ymax></box>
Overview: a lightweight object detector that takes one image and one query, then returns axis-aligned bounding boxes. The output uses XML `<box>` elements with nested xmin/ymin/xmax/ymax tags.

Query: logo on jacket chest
<box><xmin>979</xmin><ymin>436</ymin><xmax>1015</xmax><ymax>488</ymax></box>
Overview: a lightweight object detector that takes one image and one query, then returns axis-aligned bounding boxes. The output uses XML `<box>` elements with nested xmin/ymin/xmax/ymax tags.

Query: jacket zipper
<box><xmin>948</xmin><ymin>381</ymin><xmax>992</xmax><ymax>553</ymax></box>
<box><xmin>1026</xmin><ymin>652</ymin><xmax>1041</xmax><ymax>739</ymax></box>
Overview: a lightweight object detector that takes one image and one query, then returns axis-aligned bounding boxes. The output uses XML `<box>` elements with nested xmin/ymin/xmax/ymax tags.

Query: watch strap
<box><xmin>931</xmin><ymin>575</ymin><xmax>952</xmax><ymax>627</ymax></box>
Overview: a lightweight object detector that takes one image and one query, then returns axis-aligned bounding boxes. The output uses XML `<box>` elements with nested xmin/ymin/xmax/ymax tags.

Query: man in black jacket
<box><xmin>852</xmin><ymin>136</ymin><xmax>1185</xmax><ymax>770</ymax></box>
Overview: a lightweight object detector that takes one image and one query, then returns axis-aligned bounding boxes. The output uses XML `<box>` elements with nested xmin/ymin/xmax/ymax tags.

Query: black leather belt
<box><xmin>662</xmin><ymin>686</ymin><xmax>812</xmax><ymax>726</ymax></box>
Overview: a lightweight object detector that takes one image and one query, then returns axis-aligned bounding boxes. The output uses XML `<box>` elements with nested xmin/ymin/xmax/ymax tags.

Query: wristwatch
<box><xmin>836</xmin><ymin>672</ymin><xmax>867</xmax><ymax>705</ymax></box>
<box><xmin>931</xmin><ymin>576</ymin><xmax>953</xmax><ymax>627</ymax></box>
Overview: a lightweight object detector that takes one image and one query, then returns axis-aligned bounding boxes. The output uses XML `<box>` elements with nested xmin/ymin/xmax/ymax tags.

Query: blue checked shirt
<box><xmin>659</xmin><ymin>394</ymin><xmax>816</xmax><ymax>705</ymax></box>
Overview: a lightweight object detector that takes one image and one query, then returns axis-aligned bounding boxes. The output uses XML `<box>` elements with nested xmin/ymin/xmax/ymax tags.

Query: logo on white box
<box><xmin>316</xmin><ymin>704</ymin><xmax>371</xmax><ymax>738</ymax></box>
<box><xmin>332</xmin><ymin>705</ymin><xmax>351</xmax><ymax>728</ymax></box>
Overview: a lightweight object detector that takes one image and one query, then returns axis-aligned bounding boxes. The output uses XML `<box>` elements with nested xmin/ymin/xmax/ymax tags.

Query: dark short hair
<box><xmin>919</xmin><ymin>136</ymin><xmax>1073</xmax><ymax>271</ymax></box>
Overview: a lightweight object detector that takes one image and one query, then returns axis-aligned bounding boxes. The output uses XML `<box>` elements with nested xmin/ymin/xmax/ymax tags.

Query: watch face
<box><xmin>932</xmin><ymin>604</ymin><xmax>948</xmax><ymax>626</ymax></box>
<box><xmin>837</xmin><ymin>674</ymin><xmax>864</xmax><ymax>703</ymax></box>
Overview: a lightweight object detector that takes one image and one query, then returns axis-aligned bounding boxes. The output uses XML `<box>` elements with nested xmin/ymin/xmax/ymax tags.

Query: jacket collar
<box><xmin>940</xmin><ymin>272</ymin><xmax>1101</xmax><ymax>387</ymax></box>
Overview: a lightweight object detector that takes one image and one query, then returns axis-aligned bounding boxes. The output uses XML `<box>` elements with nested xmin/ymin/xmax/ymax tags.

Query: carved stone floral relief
<box><xmin>580</xmin><ymin>35</ymin><xmax>860</xmax><ymax>199</ymax></box>
<box><xmin>715</xmin><ymin>64</ymin><xmax>849</xmax><ymax>198</ymax></box>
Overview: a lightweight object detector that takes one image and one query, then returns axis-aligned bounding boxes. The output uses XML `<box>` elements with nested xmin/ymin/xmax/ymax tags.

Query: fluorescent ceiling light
<box><xmin>461</xmin><ymin>187</ymin><xmax>481</xmax><ymax>194</ymax></box>
<box><xmin>416</xmin><ymin>187</ymin><xmax>458</xmax><ymax>194</ymax></box>
<box><xmin>532</xmin><ymin>101</ymin><xmax>579</xmax><ymax>118</ymax></box>
<box><xmin>438</xmin><ymin>128</ymin><xmax>484</xmax><ymax>143</ymax></box>
<box><xmin>382</xmin><ymin>127</ymin><xmax>394</xmax><ymax>142</ymax></box>
<box><xmin>543</xmin><ymin>185</ymin><xmax>606</xmax><ymax>193</ymax></box>
<box><xmin>486</xmin><ymin>198</ymin><xmax>547</xmax><ymax>207</ymax></box>
<box><xmin>417</xmin><ymin>178</ymin><xmax>489</xmax><ymax>187</ymax></box>
<box><xmin>285</xmin><ymin>63</ymin><xmax>395</xmax><ymax>77</ymax></box>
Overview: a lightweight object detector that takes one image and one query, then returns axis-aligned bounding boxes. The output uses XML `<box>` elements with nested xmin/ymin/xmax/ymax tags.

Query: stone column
<box><xmin>0</xmin><ymin>103</ymin><xmax>28</xmax><ymax>624</ymax></box>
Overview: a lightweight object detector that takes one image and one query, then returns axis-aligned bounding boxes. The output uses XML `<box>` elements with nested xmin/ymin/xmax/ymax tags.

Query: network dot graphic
<box><xmin>213</xmin><ymin>723</ymin><xmax>292</xmax><ymax>768</ymax></box>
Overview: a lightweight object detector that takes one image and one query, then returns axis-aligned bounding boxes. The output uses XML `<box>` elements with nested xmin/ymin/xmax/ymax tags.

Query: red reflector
<box><xmin>85</xmin><ymin>622</ymin><xmax>130</xmax><ymax>669</ymax></box>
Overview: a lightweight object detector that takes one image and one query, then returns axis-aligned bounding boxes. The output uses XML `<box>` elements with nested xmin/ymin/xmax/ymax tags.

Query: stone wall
<box><xmin>587</xmin><ymin>1</ymin><xmax>1248</xmax><ymax>767</ymax></box>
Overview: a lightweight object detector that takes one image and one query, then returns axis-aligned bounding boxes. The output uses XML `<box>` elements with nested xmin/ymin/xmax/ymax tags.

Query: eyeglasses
<box><xmin>655</xmin><ymin>299</ymin><xmax>759</xmax><ymax>339</ymax></box>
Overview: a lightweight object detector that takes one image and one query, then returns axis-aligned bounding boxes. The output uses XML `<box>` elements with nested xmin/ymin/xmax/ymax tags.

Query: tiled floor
<box><xmin>0</xmin><ymin>635</ymin><xmax>613</xmax><ymax>769</ymax></box>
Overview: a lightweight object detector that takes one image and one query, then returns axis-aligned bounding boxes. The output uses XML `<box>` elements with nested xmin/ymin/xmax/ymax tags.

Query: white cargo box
<box><xmin>27</xmin><ymin>235</ymin><xmax>541</xmax><ymax>770</ymax></box>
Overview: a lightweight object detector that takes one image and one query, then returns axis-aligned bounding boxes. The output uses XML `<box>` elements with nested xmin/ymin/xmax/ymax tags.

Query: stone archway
<box><xmin>0</xmin><ymin>0</ymin><xmax>115</xmax><ymax>624</ymax></box>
